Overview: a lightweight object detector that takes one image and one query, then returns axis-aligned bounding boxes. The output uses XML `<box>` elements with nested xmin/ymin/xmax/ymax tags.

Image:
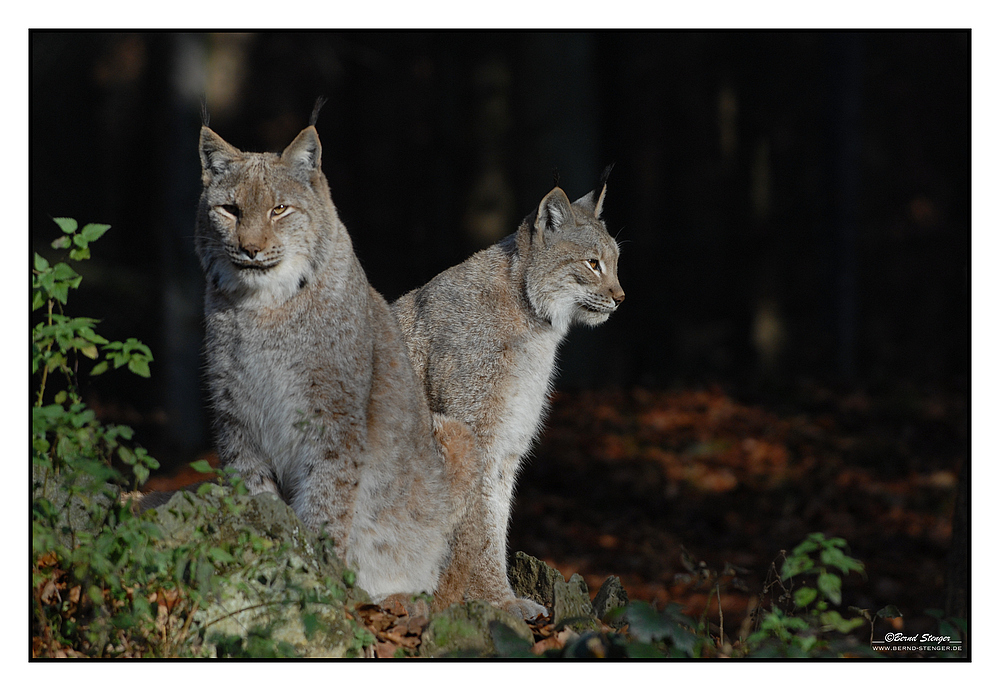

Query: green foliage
<box><xmin>33</xmin><ymin>218</ymin><xmax>153</xmax><ymax>393</ymax></box>
<box><xmin>625</xmin><ymin>601</ymin><xmax>699</xmax><ymax>657</ymax></box>
<box><xmin>742</xmin><ymin>532</ymin><xmax>883</xmax><ymax>657</ymax></box>
<box><xmin>32</xmin><ymin>218</ymin><xmax>174</xmax><ymax>656</ymax></box>
<box><xmin>32</xmin><ymin>219</ymin><xmax>358</xmax><ymax>658</ymax></box>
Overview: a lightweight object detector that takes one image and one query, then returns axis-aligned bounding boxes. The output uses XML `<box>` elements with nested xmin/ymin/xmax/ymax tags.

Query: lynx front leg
<box><xmin>214</xmin><ymin>420</ymin><xmax>283</xmax><ymax>497</ymax></box>
<box><xmin>469</xmin><ymin>457</ymin><xmax>548</xmax><ymax>620</ymax></box>
<box><xmin>292</xmin><ymin>452</ymin><xmax>358</xmax><ymax>564</ymax></box>
<box><xmin>430</xmin><ymin>414</ymin><xmax>483</xmax><ymax>610</ymax></box>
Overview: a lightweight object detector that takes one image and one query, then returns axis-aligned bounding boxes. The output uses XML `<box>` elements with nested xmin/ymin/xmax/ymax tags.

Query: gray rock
<box><xmin>553</xmin><ymin>573</ymin><xmax>600</xmax><ymax>631</ymax></box>
<box><xmin>420</xmin><ymin>600</ymin><xmax>534</xmax><ymax>658</ymax></box>
<box><xmin>593</xmin><ymin>575</ymin><xmax>630</xmax><ymax>628</ymax></box>
<box><xmin>508</xmin><ymin>551</ymin><xmax>563</xmax><ymax>608</ymax></box>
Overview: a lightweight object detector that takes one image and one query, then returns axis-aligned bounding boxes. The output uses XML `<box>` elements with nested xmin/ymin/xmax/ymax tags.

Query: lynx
<box><xmin>392</xmin><ymin>176</ymin><xmax>624</xmax><ymax>619</ymax></box>
<box><xmin>194</xmin><ymin>117</ymin><xmax>482</xmax><ymax>608</ymax></box>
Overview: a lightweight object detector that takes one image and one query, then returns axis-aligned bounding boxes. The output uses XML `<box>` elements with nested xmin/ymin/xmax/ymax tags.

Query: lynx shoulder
<box><xmin>194</xmin><ymin>121</ymin><xmax>480</xmax><ymax>607</ymax></box>
<box><xmin>392</xmin><ymin>177</ymin><xmax>624</xmax><ymax>618</ymax></box>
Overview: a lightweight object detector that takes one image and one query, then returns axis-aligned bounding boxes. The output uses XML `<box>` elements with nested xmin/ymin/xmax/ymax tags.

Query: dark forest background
<box><xmin>31</xmin><ymin>30</ymin><xmax>969</xmax><ymax>463</ymax></box>
<box><xmin>30</xmin><ymin>31</ymin><xmax>971</xmax><ymax>642</ymax></box>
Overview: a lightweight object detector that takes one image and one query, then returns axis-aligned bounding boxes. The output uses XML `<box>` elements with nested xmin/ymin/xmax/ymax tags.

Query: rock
<box><xmin>145</xmin><ymin>484</ymin><xmax>371</xmax><ymax>658</ymax></box>
<box><xmin>508</xmin><ymin>551</ymin><xmax>563</xmax><ymax>608</ymax></box>
<box><xmin>420</xmin><ymin>600</ymin><xmax>534</xmax><ymax>658</ymax></box>
<box><xmin>508</xmin><ymin>552</ymin><xmax>602</xmax><ymax>632</ymax></box>
<box><xmin>553</xmin><ymin>573</ymin><xmax>600</xmax><ymax>632</ymax></box>
<box><xmin>593</xmin><ymin>575</ymin><xmax>630</xmax><ymax>628</ymax></box>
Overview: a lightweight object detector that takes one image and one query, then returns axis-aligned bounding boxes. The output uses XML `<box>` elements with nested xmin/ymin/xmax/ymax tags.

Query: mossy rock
<box><xmin>508</xmin><ymin>551</ymin><xmax>563</xmax><ymax>609</ymax></box>
<box><xmin>420</xmin><ymin>600</ymin><xmax>534</xmax><ymax>658</ymax></box>
<box><xmin>145</xmin><ymin>484</ymin><xmax>371</xmax><ymax>657</ymax></box>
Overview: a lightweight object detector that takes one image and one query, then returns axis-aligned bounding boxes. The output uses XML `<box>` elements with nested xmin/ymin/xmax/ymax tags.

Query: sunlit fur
<box><xmin>195</xmin><ymin>125</ymin><xmax>482</xmax><ymax>606</ymax></box>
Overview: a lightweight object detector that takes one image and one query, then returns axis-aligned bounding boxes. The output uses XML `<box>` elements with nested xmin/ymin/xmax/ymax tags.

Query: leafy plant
<box><xmin>742</xmin><ymin>532</ymin><xmax>880</xmax><ymax>657</ymax></box>
<box><xmin>31</xmin><ymin>218</ymin><xmax>172</xmax><ymax>656</ymax></box>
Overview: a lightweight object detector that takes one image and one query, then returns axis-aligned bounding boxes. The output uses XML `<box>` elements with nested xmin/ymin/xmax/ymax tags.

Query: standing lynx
<box><xmin>194</xmin><ymin>119</ymin><xmax>482</xmax><ymax>607</ymax></box>
<box><xmin>392</xmin><ymin>177</ymin><xmax>624</xmax><ymax>619</ymax></box>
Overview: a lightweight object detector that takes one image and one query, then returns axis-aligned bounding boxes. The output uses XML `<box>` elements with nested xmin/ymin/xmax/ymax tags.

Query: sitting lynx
<box><xmin>194</xmin><ymin>117</ymin><xmax>482</xmax><ymax>608</ymax></box>
<box><xmin>392</xmin><ymin>176</ymin><xmax>624</xmax><ymax>619</ymax></box>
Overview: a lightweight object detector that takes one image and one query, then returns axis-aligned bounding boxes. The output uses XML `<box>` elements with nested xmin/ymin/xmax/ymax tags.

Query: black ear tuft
<box><xmin>200</xmin><ymin>101</ymin><xmax>211</xmax><ymax>127</ymax></box>
<box><xmin>552</xmin><ymin>167</ymin><xmax>561</xmax><ymax>188</ymax></box>
<box><xmin>600</xmin><ymin>163</ymin><xmax>615</xmax><ymax>188</ymax></box>
<box><xmin>309</xmin><ymin>96</ymin><xmax>328</xmax><ymax>127</ymax></box>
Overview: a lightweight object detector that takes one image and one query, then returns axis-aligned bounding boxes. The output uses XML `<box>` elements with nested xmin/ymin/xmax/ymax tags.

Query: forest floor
<box><xmin>141</xmin><ymin>381</ymin><xmax>968</xmax><ymax>654</ymax></box>
<box><xmin>508</xmin><ymin>382</ymin><xmax>967</xmax><ymax>647</ymax></box>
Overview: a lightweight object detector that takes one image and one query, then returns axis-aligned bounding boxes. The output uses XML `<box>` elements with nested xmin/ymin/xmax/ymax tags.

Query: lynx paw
<box><xmin>504</xmin><ymin>597</ymin><xmax>548</xmax><ymax>621</ymax></box>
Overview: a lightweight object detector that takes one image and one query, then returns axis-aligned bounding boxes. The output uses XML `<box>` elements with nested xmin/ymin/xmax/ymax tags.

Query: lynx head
<box><xmin>520</xmin><ymin>175</ymin><xmax>625</xmax><ymax>332</ymax></box>
<box><xmin>195</xmin><ymin>125</ymin><xmax>342</xmax><ymax>304</ymax></box>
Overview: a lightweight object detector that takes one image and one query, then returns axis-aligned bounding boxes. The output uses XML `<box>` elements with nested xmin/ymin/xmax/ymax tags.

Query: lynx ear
<box><xmin>281</xmin><ymin>126</ymin><xmax>322</xmax><ymax>179</ymax></box>
<box><xmin>199</xmin><ymin>127</ymin><xmax>241</xmax><ymax>185</ymax></box>
<box><xmin>534</xmin><ymin>187</ymin><xmax>574</xmax><ymax>243</ymax></box>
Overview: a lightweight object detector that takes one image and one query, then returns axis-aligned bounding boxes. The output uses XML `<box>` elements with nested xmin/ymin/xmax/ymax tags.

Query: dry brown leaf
<box><xmin>374</xmin><ymin>640</ymin><xmax>398</xmax><ymax>658</ymax></box>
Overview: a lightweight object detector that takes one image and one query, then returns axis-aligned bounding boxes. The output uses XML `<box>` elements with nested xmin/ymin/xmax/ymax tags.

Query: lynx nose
<box><xmin>611</xmin><ymin>287</ymin><xmax>625</xmax><ymax>306</ymax></box>
<box><xmin>241</xmin><ymin>243</ymin><xmax>261</xmax><ymax>260</ymax></box>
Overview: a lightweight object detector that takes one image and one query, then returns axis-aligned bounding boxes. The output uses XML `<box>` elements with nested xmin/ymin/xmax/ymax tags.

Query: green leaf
<box><xmin>791</xmin><ymin>536</ymin><xmax>821</xmax><ymax>556</ymax></box>
<box><xmin>189</xmin><ymin>459</ymin><xmax>215</xmax><ymax>474</ymax></box>
<box><xmin>209</xmin><ymin>546</ymin><xmax>235</xmax><ymax>564</ymax></box>
<box><xmin>90</xmin><ymin>360</ymin><xmax>109</xmax><ymax>376</ymax></box>
<box><xmin>118</xmin><ymin>446</ymin><xmax>136</xmax><ymax>466</ymax></box>
<box><xmin>793</xmin><ymin>586</ymin><xmax>818</xmax><ymax>608</ymax></box>
<box><xmin>69</xmin><ymin>247</ymin><xmax>91</xmax><ymax>261</ymax></box>
<box><xmin>34</xmin><ymin>253</ymin><xmax>50</xmax><ymax>272</ymax></box>
<box><xmin>128</xmin><ymin>357</ymin><xmax>151</xmax><ymax>378</ymax></box>
<box><xmin>780</xmin><ymin>554</ymin><xmax>814</xmax><ymax>581</ymax></box>
<box><xmin>819</xmin><ymin>610</ymin><xmax>864</xmax><ymax>634</ymax></box>
<box><xmin>87</xmin><ymin>584</ymin><xmax>105</xmax><ymax>606</ymax></box>
<box><xmin>820</xmin><ymin>545</ymin><xmax>866</xmax><ymax>576</ymax></box>
<box><xmin>50</xmin><ymin>262</ymin><xmax>79</xmax><ymax>282</ymax></box>
<box><xmin>133</xmin><ymin>463</ymin><xmax>150</xmax><ymax>486</ymax></box>
<box><xmin>817</xmin><ymin>571</ymin><xmax>842</xmax><ymax>606</ymax></box>
<box><xmin>81</xmin><ymin>223</ymin><xmax>111</xmax><ymax>242</ymax></box>
<box><xmin>53</xmin><ymin>217</ymin><xmax>78</xmax><ymax>234</ymax></box>
<box><xmin>51</xmin><ymin>235</ymin><xmax>72</xmax><ymax>250</ymax></box>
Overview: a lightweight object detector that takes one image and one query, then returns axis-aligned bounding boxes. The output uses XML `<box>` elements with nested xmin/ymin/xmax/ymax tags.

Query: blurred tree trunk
<box><xmin>157</xmin><ymin>34</ymin><xmax>211</xmax><ymax>462</ymax></box>
<box><xmin>828</xmin><ymin>33</ymin><xmax>862</xmax><ymax>382</ymax></box>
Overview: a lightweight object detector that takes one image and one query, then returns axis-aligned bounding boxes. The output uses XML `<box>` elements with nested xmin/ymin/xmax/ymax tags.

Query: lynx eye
<box><xmin>271</xmin><ymin>204</ymin><xmax>289</xmax><ymax>217</ymax></box>
<box><xmin>587</xmin><ymin>259</ymin><xmax>602</xmax><ymax>272</ymax></box>
<box><xmin>218</xmin><ymin>204</ymin><xmax>240</xmax><ymax>219</ymax></box>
